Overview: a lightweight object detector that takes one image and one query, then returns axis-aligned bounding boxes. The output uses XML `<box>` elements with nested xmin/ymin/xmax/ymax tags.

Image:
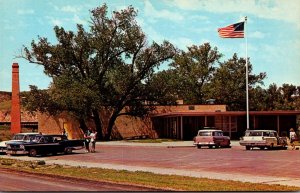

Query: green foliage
<box><xmin>19</xmin><ymin>4</ymin><xmax>300</xmax><ymax>140</ymax></box>
<box><xmin>21</xmin><ymin>4</ymin><xmax>176</xmax><ymax>140</ymax></box>
<box><xmin>170</xmin><ymin>43</ymin><xmax>222</xmax><ymax>104</ymax></box>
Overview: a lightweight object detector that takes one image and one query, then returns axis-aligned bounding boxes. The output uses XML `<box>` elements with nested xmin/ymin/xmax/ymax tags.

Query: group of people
<box><xmin>83</xmin><ymin>128</ymin><xmax>97</xmax><ymax>153</ymax></box>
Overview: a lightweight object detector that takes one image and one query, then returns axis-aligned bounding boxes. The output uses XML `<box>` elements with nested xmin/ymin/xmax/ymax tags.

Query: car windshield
<box><xmin>198</xmin><ymin>131</ymin><xmax>212</xmax><ymax>136</ymax></box>
<box><xmin>23</xmin><ymin>135</ymin><xmax>38</xmax><ymax>141</ymax></box>
<box><xmin>213</xmin><ymin>132</ymin><xmax>223</xmax><ymax>136</ymax></box>
<box><xmin>32</xmin><ymin>136</ymin><xmax>42</xmax><ymax>142</ymax></box>
<box><xmin>246</xmin><ymin>131</ymin><xmax>263</xmax><ymax>136</ymax></box>
<box><xmin>245</xmin><ymin>131</ymin><xmax>277</xmax><ymax>137</ymax></box>
<box><xmin>12</xmin><ymin>134</ymin><xmax>25</xmax><ymax>140</ymax></box>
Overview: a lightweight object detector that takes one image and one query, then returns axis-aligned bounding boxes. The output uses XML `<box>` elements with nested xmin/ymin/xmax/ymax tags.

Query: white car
<box><xmin>0</xmin><ymin>132</ymin><xmax>39</xmax><ymax>154</ymax></box>
<box><xmin>239</xmin><ymin>130</ymin><xmax>287</xmax><ymax>150</ymax></box>
<box><xmin>0</xmin><ymin>141</ymin><xmax>7</xmax><ymax>153</ymax></box>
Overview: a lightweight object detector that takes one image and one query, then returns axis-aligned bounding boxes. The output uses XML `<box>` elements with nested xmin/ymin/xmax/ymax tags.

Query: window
<box><xmin>247</xmin><ymin>131</ymin><xmax>263</xmax><ymax>136</ymax></box>
<box><xmin>198</xmin><ymin>132</ymin><xmax>212</xmax><ymax>136</ymax></box>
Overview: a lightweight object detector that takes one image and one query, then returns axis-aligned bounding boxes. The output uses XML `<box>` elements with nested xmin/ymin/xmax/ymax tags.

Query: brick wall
<box><xmin>11</xmin><ymin>63</ymin><xmax>21</xmax><ymax>134</ymax></box>
<box><xmin>38</xmin><ymin>105</ymin><xmax>226</xmax><ymax>139</ymax></box>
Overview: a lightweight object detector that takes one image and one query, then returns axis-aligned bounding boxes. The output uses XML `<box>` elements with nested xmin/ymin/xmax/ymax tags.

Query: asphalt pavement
<box><xmin>2</xmin><ymin>140</ymin><xmax>300</xmax><ymax>188</ymax></box>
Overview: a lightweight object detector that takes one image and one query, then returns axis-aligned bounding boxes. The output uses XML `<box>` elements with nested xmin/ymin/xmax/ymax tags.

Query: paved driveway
<box><xmin>2</xmin><ymin>141</ymin><xmax>300</xmax><ymax>187</ymax></box>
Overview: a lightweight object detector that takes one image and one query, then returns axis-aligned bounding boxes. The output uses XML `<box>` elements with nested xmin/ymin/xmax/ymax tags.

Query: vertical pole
<box><xmin>245</xmin><ymin>16</ymin><xmax>249</xmax><ymax>130</ymax></box>
<box><xmin>180</xmin><ymin>116</ymin><xmax>183</xmax><ymax>140</ymax></box>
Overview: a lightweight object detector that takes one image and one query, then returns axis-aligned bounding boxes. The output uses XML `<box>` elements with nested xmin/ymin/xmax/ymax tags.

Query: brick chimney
<box><xmin>11</xmin><ymin>63</ymin><xmax>21</xmax><ymax>134</ymax></box>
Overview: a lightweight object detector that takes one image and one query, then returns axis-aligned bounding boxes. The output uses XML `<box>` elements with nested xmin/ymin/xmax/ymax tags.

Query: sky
<box><xmin>0</xmin><ymin>0</ymin><xmax>300</xmax><ymax>92</ymax></box>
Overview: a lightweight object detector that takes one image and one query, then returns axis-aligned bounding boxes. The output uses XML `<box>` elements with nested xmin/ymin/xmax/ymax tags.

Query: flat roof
<box><xmin>151</xmin><ymin>110</ymin><xmax>300</xmax><ymax>117</ymax></box>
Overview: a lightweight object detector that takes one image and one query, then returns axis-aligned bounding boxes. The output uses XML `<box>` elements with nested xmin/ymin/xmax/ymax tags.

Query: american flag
<box><xmin>218</xmin><ymin>22</ymin><xmax>244</xmax><ymax>38</ymax></box>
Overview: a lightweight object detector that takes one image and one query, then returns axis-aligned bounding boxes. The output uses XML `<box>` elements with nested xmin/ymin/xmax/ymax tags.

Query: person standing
<box><xmin>289</xmin><ymin>128</ymin><xmax>297</xmax><ymax>150</ymax></box>
<box><xmin>90</xmin><ymin>130</ymin><xmax>98</xmax><ymax>153</ymax></box>
<box><xmin>61</xmin><ymin>129</ymin><xmax>68</xmax><ymax>138</ymax></box>
<box><xmin>84</xmin><ymin>128</ymin><xmax>91</xmax><ymax>153</ymax></box>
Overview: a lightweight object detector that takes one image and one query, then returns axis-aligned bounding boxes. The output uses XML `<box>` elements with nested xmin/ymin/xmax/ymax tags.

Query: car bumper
<box><xmin>6</xmin><ymin>150</ymin><xmax>28</xmax><ymax>155</ymax></box>
<box><xmin>239</xmin><ymin>141</ymin><xmax>267</xmax><ymax>147</ymax></box>
<box><xmin>193</xmin><ymin>142</ymin><xmax>216</xmax><ymax>146</ymax></box>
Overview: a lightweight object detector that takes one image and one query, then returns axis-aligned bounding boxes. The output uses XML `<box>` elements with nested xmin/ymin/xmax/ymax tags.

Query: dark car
<box><xmin>6</xmin><ymin>134</ymin><xmax>84</xmax><ymax>157</ymax></box>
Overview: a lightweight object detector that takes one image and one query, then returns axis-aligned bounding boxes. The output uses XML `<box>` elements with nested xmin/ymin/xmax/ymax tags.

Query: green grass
<box><xmin>0</xmin><ymin>158</ymin><xmax>298</xmax><ymax>191</ymax></box>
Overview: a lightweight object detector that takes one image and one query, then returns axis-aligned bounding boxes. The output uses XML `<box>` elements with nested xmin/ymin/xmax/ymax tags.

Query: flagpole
<box><xmin>245</xmin><ymin>16</ymin><xmax>249</xmax><ymax>130</ymax></box>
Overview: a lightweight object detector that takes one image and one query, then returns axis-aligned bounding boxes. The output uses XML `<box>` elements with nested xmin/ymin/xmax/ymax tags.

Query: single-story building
<box><xmin>37</xmin><ymin>104</ymin><xmax>300</xmax><ymax>140</ymax></box>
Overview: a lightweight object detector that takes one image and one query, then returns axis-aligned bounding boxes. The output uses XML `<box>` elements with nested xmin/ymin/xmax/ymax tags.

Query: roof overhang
<box><xmin>150</xmin><ymin>111</ymin><xmax>300</xmax><ymax>118</ymax></box>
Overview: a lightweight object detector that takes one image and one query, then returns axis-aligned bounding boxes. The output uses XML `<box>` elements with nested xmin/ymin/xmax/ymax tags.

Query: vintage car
<box><xmin>0</xmin><ymin>141</ymin><xmax>7</xmax><ymax>154</ymax></box>
<box><xmin>6</xmin><ymin>134</ymin><xmax>84</xmax><ymax>157</ymax></box>
<box><xmin>239</xmin><ymin>130</ymin><xmax>287</xmax><ymax>150</ymax></box>
<box><xmin>193</xmin><ymin>129</ymin><xmax>231</xmax><ymax>149</ymax></box>
<box><xmin>0</xmin><ymin>132</ymin><xmax>39</xmax><ymax>154</ymax></box>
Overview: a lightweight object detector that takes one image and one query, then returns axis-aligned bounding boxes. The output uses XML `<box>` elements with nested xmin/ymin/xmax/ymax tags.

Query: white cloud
<box><xmin>167</xmin><ymin>0</ymin><xmax>300</xmax><ymax>28</ymax></box>
<box><xmin>61</xmin><ymin>5</ymin><xmax>81</xmax><ymax>13</ymax></box>
<box><xmin>144</xmin><ymin>0</ymin><xmax>184</xmax><ymax>22</ymax></box>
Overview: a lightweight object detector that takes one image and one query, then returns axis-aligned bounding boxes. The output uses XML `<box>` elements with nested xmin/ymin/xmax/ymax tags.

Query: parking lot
<box><xmin>2</xmin><ymin>140</ymin><xmax>300</xmax><ymax>187</ymax></box>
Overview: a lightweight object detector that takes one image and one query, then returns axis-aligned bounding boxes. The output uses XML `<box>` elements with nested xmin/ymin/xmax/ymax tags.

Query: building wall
<box><xmin>38</xmin><ymin>105</ymin><xmax>227</xmax><ymax>139</ymax></box>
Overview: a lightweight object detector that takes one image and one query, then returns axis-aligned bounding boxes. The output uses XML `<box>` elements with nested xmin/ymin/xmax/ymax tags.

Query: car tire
<box><xmin>260</xmin><ymin>147</ymin><xmax>265</xmax><ymax>150</ymax></box>
<box><xmin>64</xmin><ymin>148</ymin><xmax>72</xmax><ymax>154</ymax></box>
<box><xmin>197</xmin><ymin>145</ymin><xmax>201</xmax><ymax>149</ymax></box>
<box><xmin>245</xmin><ymin>146</ymin><xmax>251</xmax><ymax>150</ymax></box>
<box><xmin>29</xmin><ymin>149</ymin><xmax>37</xmax><ymax>157</ymax></box>
<box><xmin>267</xmin><ymin>143</ymin><xmax>274</xmax><ymax>150</ymax></box>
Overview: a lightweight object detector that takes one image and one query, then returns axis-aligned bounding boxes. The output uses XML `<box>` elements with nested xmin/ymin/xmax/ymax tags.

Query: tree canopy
<box><xmin>21</xmin><ymin>4</ymin><xmax>176</xmax><ymax>140</ymax></box>
<box><xmin>21</xmin><ymin>4</ymin><xmax>300</xmax><ymax>140</ymax></box>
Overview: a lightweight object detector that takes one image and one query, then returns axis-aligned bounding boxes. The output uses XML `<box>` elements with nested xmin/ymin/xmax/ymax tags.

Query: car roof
<box><xmin>42</xmin><ymin>134</ymin><xmax>66</xmax><ymax>137</ymax></box>
<box><xmin>198</xmin><ymin>129</ymin><xmax>223</xmax><ymax>132</ymax></box>
<box><xmin>14</xmin><ymin>133</ymin><xmax>39</xmax><ymax>135</ymax></box>
<box><xmin>245</xmin><ymin>130</ymin><xmax>276</xmax><ymax>132</ymax></box>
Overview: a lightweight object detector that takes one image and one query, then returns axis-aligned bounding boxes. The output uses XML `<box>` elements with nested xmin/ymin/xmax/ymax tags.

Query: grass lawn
<box><xmin>0</xmin><ymin>158</ymin><xmax>298</xmax><ymax>191</ymax></box>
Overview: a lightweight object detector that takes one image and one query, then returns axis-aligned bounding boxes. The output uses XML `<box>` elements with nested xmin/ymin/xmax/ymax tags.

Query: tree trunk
<box><xmin>104</xmin><ymin>113</ymin><xmax>118</xmax><ymax>141</ymax></box>
<box><xmin>79</xmin><ymin>118</ymin><xmax>88</xmax><ymax>132</ymax></box>
<box><xmin>92</xmin><ymin>109</ymin><xmax>103</xmax><ymax>140</ymax></box>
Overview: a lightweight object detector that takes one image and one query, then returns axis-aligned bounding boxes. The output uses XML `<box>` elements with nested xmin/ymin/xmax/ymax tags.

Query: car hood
<box><xmin>0</xmin><ymin>141</ymin><xmax>8</xmax><ymax>147</ymax></box>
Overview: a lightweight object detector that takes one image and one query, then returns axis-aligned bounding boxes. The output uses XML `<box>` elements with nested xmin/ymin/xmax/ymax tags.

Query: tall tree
<box><xmin>170</xmin><ymin>43</ymin><xmax>222</xmax><ymax>104</ymax></box>
<box><xmin>208</xmin><ymin>53</ymin><xmax>266</xmax><ymax>110</ymax></box>
<box><xmin>21</xmin><ymin>4</ymin><xmax>176</xmax><ymax>140</ymax></box>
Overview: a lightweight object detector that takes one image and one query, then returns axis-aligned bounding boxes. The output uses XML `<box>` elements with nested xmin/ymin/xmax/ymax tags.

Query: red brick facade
<box><xmin>11</xmin><ymin>63</ymin><xmax>21</xmax><ymax>134</ymax></box>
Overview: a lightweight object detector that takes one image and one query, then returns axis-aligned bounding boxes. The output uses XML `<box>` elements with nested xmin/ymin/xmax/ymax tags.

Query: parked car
<box><xmin>193</xmin><ymin>129</ymin><xmax>231</xmax><ymax>149</ymax></box>
<box><xmin>239</xmin><ymin>130</ymin><xmax>287</xmax><ymax>150</ymax></box>
<box><xmin>6</xmin><ymin>134</ymin><xmax>84</xmax><ymax>157</ymax></box>
<box><xmin>0</xmin><ymin>132</ymin><xmax>39</xmax><ymax>154</ymax></box>
<box><xmin>0</xmin><ymin>141</ymin><xmax>7</xmax><ymax>154</ymax></box>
